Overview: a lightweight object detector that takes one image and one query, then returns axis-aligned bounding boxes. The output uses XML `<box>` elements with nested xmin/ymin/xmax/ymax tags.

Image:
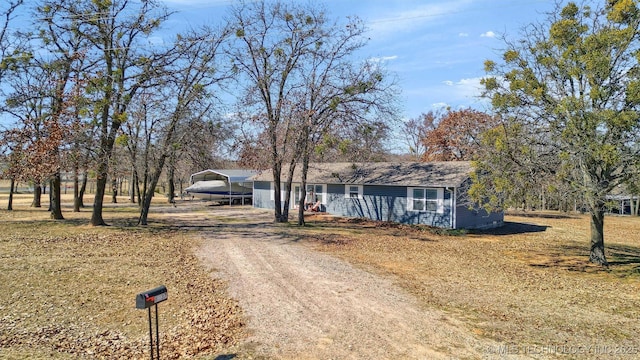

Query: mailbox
<box><xmin>136</xmin><ymin>285</ymin><xmax>168</xmax><ymax>309</ymax></box>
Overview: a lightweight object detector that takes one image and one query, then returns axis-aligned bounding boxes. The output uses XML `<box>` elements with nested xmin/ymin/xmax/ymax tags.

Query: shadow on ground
<box><xmin>506</xmin><ymin>211</ymin><xmax>578</xmax><ymax>219</ymax></box>
<box><xmin>519</xmin><ymin>242</ymin><xmax>640</xmax><ymax>275</ymax></box>
<box><xmin>471</xmin><ymin>221</ymin><xmax>549</xmax><ymax>236</ymax></box>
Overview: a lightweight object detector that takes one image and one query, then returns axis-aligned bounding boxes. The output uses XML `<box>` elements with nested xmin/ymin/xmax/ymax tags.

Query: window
<box><xmin>345</xmin><ymin>184</ymin><xmax>363</xmax><ymax>199</ymax></box>
<box><xmin>408</xmin><ymin>187</ymin><xmax>444</xmax><ymax>213</ymax></box>
<box><xmin>412</xmin><ymin>188</ymin><xmax>425</xmax><ymax>211</ymax></box>
<box><xmin>306</xmin><ymin>184</ymin><xmax>325</xmax><ymax>204</ymax></box>
<box><xmin>293</xmin><ymin>185</ymin><xmax>302</xmax><ymax>207</ymax></box>
<box><xmin>270</xmin><ymin>182</ymin><xmax>287</xmax><ymax>201</ymax></box>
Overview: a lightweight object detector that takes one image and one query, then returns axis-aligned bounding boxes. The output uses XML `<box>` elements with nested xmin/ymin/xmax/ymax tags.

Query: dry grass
<box><xmin>0</xmin><ymin>193</ymin><xmax>244</xmax><ymax>359</ymax></box>
<box><xmin>3</xmin><ymin>187</ymin><xmax>640</xmax><ymax>359</ymax></box>
<box><xmin>298</xmin><ymin>211</ymin><xmax>640</xmax><ymax>358</ymax></box>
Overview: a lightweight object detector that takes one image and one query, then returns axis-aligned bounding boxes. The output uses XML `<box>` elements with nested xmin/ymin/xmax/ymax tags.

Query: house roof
<box><xmin>252</xmin><ymin>161</ymin><xmax>473</xmax><ymax>188</ymax></box>
<box><xmin>190</xmin><ymin>169</ymin><xmax>258</xmax><ymax>184</ymax></box>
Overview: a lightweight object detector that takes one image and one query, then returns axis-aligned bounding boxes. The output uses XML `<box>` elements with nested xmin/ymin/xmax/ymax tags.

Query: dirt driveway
<box><xmin>175</xmin><ymin>205</ymin><xmax>515</xmax><ymax>359</ymax></box>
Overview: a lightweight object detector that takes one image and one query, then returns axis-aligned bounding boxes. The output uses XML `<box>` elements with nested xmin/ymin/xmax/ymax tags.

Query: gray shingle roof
<box><xmin>251</xmin><ymin>161</ymin><xmax>472</xmax><ymax>188</ymax></box>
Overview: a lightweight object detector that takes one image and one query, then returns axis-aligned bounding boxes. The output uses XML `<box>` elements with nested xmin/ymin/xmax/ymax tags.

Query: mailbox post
<box><xmin>136</xmin><ymin>285</ymin><xmax>168</xmax><ymax>360</ymax></box>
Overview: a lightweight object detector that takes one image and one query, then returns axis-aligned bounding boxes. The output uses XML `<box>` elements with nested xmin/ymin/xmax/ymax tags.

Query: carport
<box><xmin>188</xmin><ymin>169</ymin><xmax>258</xmax><ymax>205</ymax></box>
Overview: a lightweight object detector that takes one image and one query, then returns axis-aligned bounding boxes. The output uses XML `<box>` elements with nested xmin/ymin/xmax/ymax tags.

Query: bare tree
<box><xmin>0</xmin><ymin>0</ymin><xmax>23</xmax><ymax>83</ymax></box>
<box><xmin>291</xmin><ymin>43</ymin><xmax>400</xmax><ymax>225</ymax></box>
<box><xmin>137</xmin><ymin>26</ymin><xmax>230</xmax><ymax>225</ymax></box>
<box><xmin>401</xmin><ymin>112</ymin><xmax>437</xmax><ymax>161</ymax></box>
<box><xmin>43</xmin><ymin>0</ymin><xmax>172</xmax><ymax>225</ymax></box>
<box><xmin>228</xmin><ymin>0</ymin><xmax>399</xmax><ymax>223</ymax></box>
<box><xmin>0</xmin><ymin>0</ymin><xmax>24</xmax><ymax>210</ymax></box>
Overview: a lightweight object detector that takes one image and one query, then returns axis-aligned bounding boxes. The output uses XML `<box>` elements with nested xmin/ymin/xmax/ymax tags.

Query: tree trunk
<box><xmin>32</xmin><ymin>182</ymin><xmax>42</xmax><ymax>208</ymax></box>
<box><xmin>139</xmin><ymin>153</ymin><xmax>169</xmax><ymax>225</ymax></box>
<box><xmin>280</xmin><ymin>160</ymin><xmax>297</xmax><ymax>222</ymax></box>
<box><xmin>272</xmin><ymin>163</ymin><xmax>286</xmax><ymax>223</ymax></box>
<box><xmin>167</xmin><ymin>161</ymin><xmax>175</xmax><ymax>204</ymax></box>
<box><xmin>130</xmin><ymin>168</ymin><xmax>137</xmax><ymax>203</ymax></box>
<box><xmin>91</xmin><ymin>165</ymin><xmax>108</xmax><ymax>226</ymax></box>
<box><xmin>7</xmin><ymin>178</ymin><xmax>14</xmax><ymax>211</ymax></box>
<box><xmin>73</xmin><ymin>167</ymin><xmax>80</xmax><ymax>212</ymax></box>
<box><xmin>48</xmin><ymin>180</ymin><xmax>52</xmax><ymax>212</ymax></box>
<box><xmin>297</xmin><ymin>155</ymin><xmax>311</xmax><ymax>226</ymax></box>
<box><xmin>281</xmin><ymin>181</ymin><xmax>292</xmax><ymax>221</ymax></box>
<box><xmin>589</xmin><ymin>209</ymin><xmax>608</xmax><ymax>266</ymax></box>
<box><xmin>111</xmin><ymin>177</ymin><xmax>118</xmax><ymax>203</ymax></box>
<box><xmin>78</xmin><ymin>171</ymin><xmax>87</xmax><ymax>208</ymax></box>
<box><xmin>136</xmin><ymin>174</ymin><xmax>142</xmax><ymax>205</ymax></box>
<box><xmin>50</xmin><ymin>172</ymin><xmax>64</xmax><ymax>220</ymax></box>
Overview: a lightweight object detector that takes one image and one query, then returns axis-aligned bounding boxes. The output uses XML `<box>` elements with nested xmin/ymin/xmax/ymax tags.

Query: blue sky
<box><xmin>2</xmin><ymin>0</ymin><xmax>560</xmax><ymax>126</ymax></box>
<box><xmin>160</xmin><ymin>0</ymin><xmax>560</xmax><ymax>120</ymax></box>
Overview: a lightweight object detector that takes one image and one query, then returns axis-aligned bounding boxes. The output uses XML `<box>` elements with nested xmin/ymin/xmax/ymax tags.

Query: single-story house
<box><xmin>251</xmin><ymin>161</ymin><xmax>504</xmax><ymax>229</ymax></box>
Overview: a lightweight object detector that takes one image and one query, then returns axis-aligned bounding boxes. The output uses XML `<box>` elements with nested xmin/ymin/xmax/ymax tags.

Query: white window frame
<box><xmin>272</xmin><ymin>182</ymin><xmax>326</xmax><ymax>207</ymax></box>
<box><xmin>305</xmin><ymin>183</ymin><xmax>326</xmax><ymax>204</ymax></box>
<box><xmin>270</xmin><ymin>182</ymin><xmax>274</xmax><ymax>200</ymax></box>
<box><xmin>270</xmin><ymin>182</ymin><xmax>286</xmax><ymax>201</ymax></box>
<box><xmin>344</xmin><ymin>184</ymin><xmax>363</xmax><ymax>199</ymax></box>
<box><xmin>408</xmin><ymin>187</ymin><xmax>444</xmax><ymax>214</ymax></box>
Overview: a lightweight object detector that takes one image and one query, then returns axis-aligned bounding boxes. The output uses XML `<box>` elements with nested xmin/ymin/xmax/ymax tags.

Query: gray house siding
<box><xmin>253</xmin><ymin>180</ymin><xmax>503</xmax><ymax>229</ymax></box>
<box><xmin>252</xmin><ymin>181</ymin><xmax>273</xmax><ymax>210</ymax></box>
<box><xmin>250</xmin><ymin>162</ymin><xmax>504</xmax><ymax>230</ymax></box>
<box><xmin>324</xmin><ymin>184</ymin><xmax>454</xmax><ymax>228</ymax></box>
<box><xmin>455</xmin><ymin>205</ymin><xmax>504</xmax><ymax>230</ymax></box>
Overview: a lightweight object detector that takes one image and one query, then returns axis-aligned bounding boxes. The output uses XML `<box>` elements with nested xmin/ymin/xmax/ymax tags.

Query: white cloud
<box><xmin>367</xmin><ymin>0</ymin><xmax>473</xmax><ymax>38</ymax></box>
<box><xmin>453</xmin><ymin>77</ymin><xmax>484</xmax><ymax>98</ymax></box>
<box><xmin>370</xmin><ymin>55</ymin><xmax>399</xmax><ymax>63</ymax></box>
<box><xmin>458</xmin><ymin>32</ymin><xmax>469</xmax><ymax>37</ymax></box>
<box><xmin>480</xmin><ymin>31</ymin><xmax>496</xmax><ymax>38</ymax></box>
<box><xmin>431</xmin><ymin>102</ymin><xmax>449</xmax><ymax>109</ymax></box>
<box><xmin>443</xmin><ymin>80</ymin><xmax>454</xmax><ymax>86</ymax></box>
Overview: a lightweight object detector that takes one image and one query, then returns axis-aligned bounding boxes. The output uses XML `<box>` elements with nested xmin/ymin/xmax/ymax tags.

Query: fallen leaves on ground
<box><xmin>0</xmin><ymin>202</ymin><xmax>245</xmax><ymax>359</ymax></box>
<box><xmin>297</xmin><ymin>212</ymin><xmax>640</xmax><ymax>358</ymax></box>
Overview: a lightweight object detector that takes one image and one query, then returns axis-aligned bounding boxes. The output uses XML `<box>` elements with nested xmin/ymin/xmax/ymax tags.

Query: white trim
<box><xmin>408</xmin><ymin>187</ymin><xmax>444</xmax><ymax>214</ymax></box>
<box><xmin>452</xmin><ymin>187</ymin><xmax>457</xmax><ymax>229</ymax></box>
<box><xmin>270</xmin><ymin>182</ymin><xmax>274</xmax><ymax>201</ymax></box>
<box><xmin>344</xmin><ymin>184</ymin><xmax>363</xmax><ymax>199</ymax></box>
<box><xmin>270</xmin><ymin>182</ymin><xmax>286</xmax><ymax>201</ymax></box>
<box><xmin>305</xmin><ymin>183</ymin><xmax>327</xmax><ymax>204</ymax></box>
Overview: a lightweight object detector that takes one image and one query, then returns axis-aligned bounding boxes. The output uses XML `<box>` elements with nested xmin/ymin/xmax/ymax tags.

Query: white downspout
<box><xmin>447</xmin><ymin>187</ymin><xmax>456</xmax><ymax>229</ymax></box>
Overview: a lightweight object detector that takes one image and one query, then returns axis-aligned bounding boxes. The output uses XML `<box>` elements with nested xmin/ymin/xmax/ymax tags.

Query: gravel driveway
<box><xmin>186</xmin><ymin>206</ymin><xmax>507</xmax><ymax>359</ymax></box>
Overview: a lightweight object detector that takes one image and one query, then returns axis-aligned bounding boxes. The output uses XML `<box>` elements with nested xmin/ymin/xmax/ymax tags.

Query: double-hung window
<box><xmin>409</xmin><ymin>187</ymin><xmax>444</xmax><ymax>213</ymax></box>
<box><xmin>307</xmin><ymin>184</ymin><xmax>324</xmax><ymax>203</ymax></box>
<box><xmin>345</xmin><ymin>184</ymin><xmax>363</xmax><ymax>199</ymax></box>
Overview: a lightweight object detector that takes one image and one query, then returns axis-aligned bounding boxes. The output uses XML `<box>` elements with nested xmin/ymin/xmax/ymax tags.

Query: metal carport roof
<box><xmin>189</xmin><ymin>169</ymin><xmax>258</xmax><ymax>184</ymax></box>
